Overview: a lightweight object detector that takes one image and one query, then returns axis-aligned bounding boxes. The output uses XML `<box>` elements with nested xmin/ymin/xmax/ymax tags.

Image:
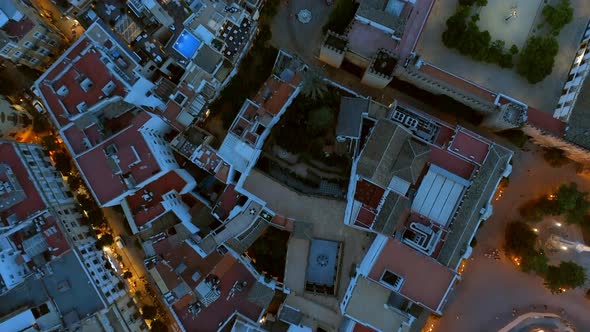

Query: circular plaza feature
<box><xmin>297</xmin><ymin>9</ymin><xmax>312</xmax><ymax>24</ymax></box>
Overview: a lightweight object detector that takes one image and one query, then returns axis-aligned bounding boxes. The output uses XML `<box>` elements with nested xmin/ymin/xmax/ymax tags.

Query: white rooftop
<box><xmin>218</xmin><ymin>133</ymin><xmax>256</xmax><ymax>173</ymax></box>
<box><xmin>411</xmin><ymin>165</ymin><xmax>468</xmax><ymax>226</ymax></box>
<box><xmin>0</xmin><ymin>309</ymin><xmax>35</xmax><ymax>332</ymax></box>
<box><xmin>0</xmin><ymin>248</ymin><xmax>27</xmax><ymax>290</ymax></box>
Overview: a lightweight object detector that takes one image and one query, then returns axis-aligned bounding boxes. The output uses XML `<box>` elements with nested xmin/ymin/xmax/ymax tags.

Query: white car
<box><xmin>32</xmin><ymin>100</ymin><xmax>46</xmax><ymax>114</ymax></box>
<box><xmin>115</xmin><ymin>236</ymin><xmax>125</xmax><ymax>249</ymax></box>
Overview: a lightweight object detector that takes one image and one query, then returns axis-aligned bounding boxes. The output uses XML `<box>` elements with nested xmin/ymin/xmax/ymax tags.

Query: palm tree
<box><xmin>300</xmin><ymin>66</ymin><xmax>328</xmax><ymax>101</ymax></box>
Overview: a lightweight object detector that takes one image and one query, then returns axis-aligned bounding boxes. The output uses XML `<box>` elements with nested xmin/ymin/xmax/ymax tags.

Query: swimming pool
<box><xmin>173</xmin><ymin>30</ymin><xmax>201</xmax><ymax>59</ymax></box>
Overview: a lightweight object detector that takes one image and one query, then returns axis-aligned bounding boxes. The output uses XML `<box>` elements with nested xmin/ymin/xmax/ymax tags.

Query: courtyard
<box><xmin>242</xmin><ymin>169</ymin><xmax>374</xmax><ymax>327</ymax></box>
<box><xmin>415</xmin><ymin>0</ymin><xmax>590</xmax><ymax>113</ymax></box>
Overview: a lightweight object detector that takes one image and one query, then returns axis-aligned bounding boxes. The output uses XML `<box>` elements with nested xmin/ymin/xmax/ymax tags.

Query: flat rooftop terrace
<box><xmin>347</xmin><ymin>20</ymin><xmax>398</xmax><ymax>59</ymax></box>
<box><xmin>0</xmin><ymin>251</ymin><xmax>103</xmax><ymax>319</ymax></box>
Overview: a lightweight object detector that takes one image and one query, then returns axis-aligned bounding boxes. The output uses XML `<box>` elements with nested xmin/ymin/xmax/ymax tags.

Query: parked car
<box><xmin>115</xmin><ymin>236</ymin><xmax>125</xmax><ymax>249</ymax></box>
<box><xmin>32</xmin><ymin>100</ymin><xmax>46</xmax><ymax>114</ymax></box>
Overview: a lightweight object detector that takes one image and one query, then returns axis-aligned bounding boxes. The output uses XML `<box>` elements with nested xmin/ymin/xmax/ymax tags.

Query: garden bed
<box><xmin>246</xmin><ymin>227</ymin><xmax>290</xmax><ymax>281</ymax></box>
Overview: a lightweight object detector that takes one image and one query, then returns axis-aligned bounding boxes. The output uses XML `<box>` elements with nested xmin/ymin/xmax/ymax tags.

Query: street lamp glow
<box><xmin>533</xmin><ymin>228</ymin><xmax>539</xmax><ymax>233</ymax></box>
<box><xmin>560</xmin><ymin>246</ymin><xmax>568</xmax><ymax>251</ymax></box>
<box><xmin>555</xmin><ymin>222</ymin><xmax>562</xmax><ymax>227</ymax></box>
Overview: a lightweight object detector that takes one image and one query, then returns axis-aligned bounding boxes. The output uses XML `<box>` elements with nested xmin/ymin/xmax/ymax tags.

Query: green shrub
<box><xmin>322</xmin><ymin>0</ymin><xmax>359</xmax><ymax>34</ymax></box>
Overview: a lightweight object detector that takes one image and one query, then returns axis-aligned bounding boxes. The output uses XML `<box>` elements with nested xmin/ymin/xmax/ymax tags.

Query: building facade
<box><xmin>0</xmin><ymin>0</ymin><xmax>66</xmax><ymax>70</ymax></box>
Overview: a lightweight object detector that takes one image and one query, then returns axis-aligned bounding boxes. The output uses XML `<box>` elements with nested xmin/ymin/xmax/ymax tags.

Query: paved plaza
<box><xmin>435</xmin><ymin>143</ymin><xmax>590</xmax><ymax>331</ymax></box>
<box><xmin>415</xmin><ymin>0</ymin><xmax>590</xmax><ymax>113</ymax></box>
<box><xmin>270</xmin><ymin>0</ymin><xmax>333</xmax><ymax>62</ymax></box>
<box><xmin>478</xmin><ymin>0</ymin><xmax>543</xmax><ymax>49</ymax></box>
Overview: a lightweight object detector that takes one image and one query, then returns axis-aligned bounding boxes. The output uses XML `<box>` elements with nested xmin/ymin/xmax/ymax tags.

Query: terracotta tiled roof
<box><xmin>0</xmin><ymin>143</ymin><xmax>46</xmax><ymax>222</ymax></box>
<box><xmin>75</xmin><ymin>112</ymin><xmax>160</xmax><ymax>205</ymax></box>
<box><xmin>41</xmin><ymin>215</ymin><xmax>70</xmax><ymax>257</ymax></box>
<box><xmin>253</xmin><ymin>77</ymin><xmax>295</xmax><ymax>116</ymax></box>
<box><xmin>428</xmin><ymin>146</ymin><xmax>475</xmax><ymax>180</ymax></box>
<box><xmin>368</xmin><ymin>238</ymin><xmax>456</xmax><ymax>312</ymax></box>
<box><xmin>449</xmin><ymin>130</ymin><xmax>490</xmax><ymax>164</ymax></box>
<box><xmin>126</xmin><ymin>170</ymin><xmax>188</xmax><ymax>227</ymax></box>
<box><xmin>39</xmin><ymin>39</ymin><xmax>126</xmax><ymax>128</ymax></box>
<box><xmin>174</xmin><ymin>258</ymin><xmax>263</xmax><ymax>332</ymax></box>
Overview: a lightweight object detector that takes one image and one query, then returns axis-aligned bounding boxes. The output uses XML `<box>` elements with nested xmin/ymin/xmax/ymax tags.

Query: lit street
<box><xmin>435</xmin><ymin>143</ymin><xmax>590</xmax><ymax>332</ymax></box>
<box><xmin>29</xmin><ymin>0</ymin><xmax>85</xmax><ymax>42</ymax></box>
<box><xmin>103</xmin><ymin>208</ymin><xmax>182</xmax><ymax>332</ymax></box>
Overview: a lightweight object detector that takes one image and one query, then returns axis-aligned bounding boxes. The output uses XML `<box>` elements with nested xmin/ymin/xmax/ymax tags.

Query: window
<box><xmin>37</xmin><ymin>47</ymin><xmax>49</xmax><ymax>56</ymax></box>
<box><xmin>381</xmin><ymin>270</ymin><xmax>404</xmax><ymax>291</ymax></box>
<box><xmin>33</xmin><ymin>31</ymin><xmax>43</xmax><ymax>38</ymax></box>
<box><xmin>23</xmin><ymin>41</ymin><xmax>32</xmax><ymax>48</ymax></box>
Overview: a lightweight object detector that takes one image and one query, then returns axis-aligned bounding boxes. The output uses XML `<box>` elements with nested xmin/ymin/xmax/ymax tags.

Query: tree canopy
<box><xmin>141</xmin><ymin>305</ymin><xmax>158</xmax><ymax>320</ymax></box>
<box><xmin>543</xmin><ymin>147</ymin><xmax>569</xmax><ymax>168</ymax></box>
<box><xmin>542</xmin><ymin>0</ymin><xmax>573</xmax><ymax>33</ymax></box>
<box><xmin>517</xmin><ymin>35</ymin><xmax>559</xmax><ymax>84</ymax></box>
<box><xmin>308</xmin><ymin>107</ymin><xmax>334</xmax><ymax>132</ymax></box>
<box><xmin>150</xmin><ymin>319</ymin><xmax>168</xmax><ymax>332</ymax></box>
<box><xmin>94</xmin><ymin>234</ymin><xmax>114</xmax><ymax>250</ymax></box>
<box><xmin>504</xmin><ymin>221</ymin><xmax>538</xmax><ymax>258</ymax></box>
<box><xmin>322</xmin><ymin>0</ymin><xmax>359</xmax><ymax>34</ymax></box>
<box><xmin>518</xmin><ymin>182</ymin><xmax>590</xmax><ymax>224</ymax></box>
<box><xmin>53</xmin><ymin>151</ymin><xmax>72</xmax><ymax>174</ymax></box>
<box><xmin>442</xmin><ymin>6</ymin><xmax>515</xmax><ymax>68</ymax></box>
<box><xmin>301</xmin><ymin>68</ymin><xmax>328</xmax><ymax>101</ymax></box>
<box><xmin>67</xmin><ymin>176</ymin><xmax>84</xmax><ymax>192</ymax></box>
<box><xmin>504</xmin><ymin>221</ymin><xmax>549</xmax><ymax>274</ymax></box>
<box><xmin>545</xmin><ymin>261</ymin><xmax>586</xmax><ymax>293</ymax></box>
<box><xmin>41</xmin><ymin>135</ymin><xmax>58</xmax><ymax>152</ymax></box>
<box><xmin>32</xmin><ymin>113</ymin><xmax>50</xmax><ymax>133</ymax></box>
<box><xmin>76</xmin><ymin>194</ymin><xmax>105</xmax><ymax>226</ymax></box>
<box><xmin>247</xmin><ymin>228</ymin><xmax>290</xmax><ymax>281</ymax></box>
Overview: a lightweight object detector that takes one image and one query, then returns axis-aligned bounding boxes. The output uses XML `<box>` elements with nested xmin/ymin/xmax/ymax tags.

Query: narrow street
<box><xmin>435</xmin><ymin>143</ymin><xmax>590</xmax><ymax>332</ymax></box>
<box><xmin>29</xmin><ymin>0</ymin><xmax>85</xmax><ymax>42</ymax></box>
<box><xmin>103</xmin><ymin>208</ymin><xmax>182</xmax><ymax>332</ymax></box>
